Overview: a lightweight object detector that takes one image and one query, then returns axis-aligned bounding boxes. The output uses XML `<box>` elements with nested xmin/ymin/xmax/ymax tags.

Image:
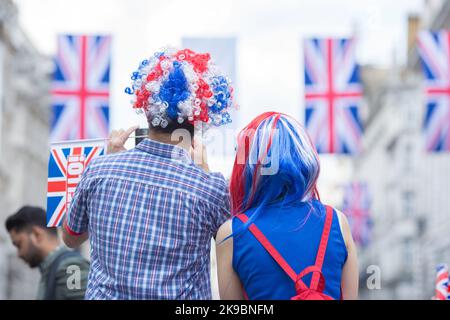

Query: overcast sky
<box><xmin>13</xmin><ymin>0</ymin><xmax>424</xmax><ymax>182</ymax></box>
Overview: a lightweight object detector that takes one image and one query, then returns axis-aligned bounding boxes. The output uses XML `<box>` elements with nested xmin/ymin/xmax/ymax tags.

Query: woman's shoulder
<box><xmin>315</xmin><ymin>201</ymin><xmax>345</xmax><ymax>225</ymax></box>
<box><xmin>332</xmin><ymin>207</ymin><xmax>352</xmax><ymax>250</ymax></box>
<box><xmin>314</xmin><ymin>201</ymin><xmax>351</xmax><ymax>249</ymax></box>
<box><xmin>216</xmin><ymin>219</ymin><xmax>233</xmax><ymax>243</ymax></box>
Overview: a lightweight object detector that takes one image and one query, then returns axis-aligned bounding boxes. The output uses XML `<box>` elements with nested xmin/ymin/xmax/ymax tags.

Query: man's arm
<box><xmin>210</xmin><ymin>175</ymin><xmax>231</xmax><ymax>239</ymax></box>
<box><xmin>62</xmin><ymin>126</ymin><xmax>138</xmax><ymax>248</ymax></box>
<box><xmin>61</xmin><ymin>163</ymin><xmax>91</xmax><ymax>248</ymax></box>
<box><xmin>62</xmin><ymin>219</ymin><xmax>88</xmax><ymax>248</ymax></box>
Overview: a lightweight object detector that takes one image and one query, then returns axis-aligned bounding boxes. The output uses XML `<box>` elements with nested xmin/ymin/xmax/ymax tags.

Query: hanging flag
<box><xmin>342</xmin><ymin>181</ymin><xmax>372</xmax><ymax>247</ymax></box>
<box><xmin>46</xmin><ymin>139</ymin><xmax>105</xmax><ymax>227</ymax></box>
<box><xmin>417</xmin><ymin>30</ymin><xmax>450</xmax><ymax>152</ymax></box>
<box><xmin>304</xmin><ymin>38</ymin><xmax>363</xmax><ymax>154</ymax></box>
<box><xmin>434</xmin><ymin>264</ymin><xmax>449</xmax><ymax>300</ymax></box>
<box><xmin>181</xmin><ymin>38</ymin><xmax>237</xmax><ymax>91</ymax></box>
<box><xmin>51</xmin><ymin>35</ymin><xmax>111</xmax><ymax>142</ymax></box>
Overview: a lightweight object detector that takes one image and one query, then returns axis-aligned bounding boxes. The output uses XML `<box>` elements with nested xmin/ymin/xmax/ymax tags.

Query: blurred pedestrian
<box><xmin>5</xmin><ymin>206</ymin><xmax>89</xmax><ymax>300</ymax></box>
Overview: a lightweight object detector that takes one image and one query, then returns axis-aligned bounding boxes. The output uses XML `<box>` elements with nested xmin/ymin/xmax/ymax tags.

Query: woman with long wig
<box><xmin>216</xmin><ymin>112</ymin><xmax>359</xmax><ymax>300</ymax></box>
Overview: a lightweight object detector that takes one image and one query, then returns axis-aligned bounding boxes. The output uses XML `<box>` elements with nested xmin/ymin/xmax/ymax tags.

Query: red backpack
<box><xmin>236</xmin><ymin>205</ymin><xmax>337</xmax><ymax>300</ymax></box>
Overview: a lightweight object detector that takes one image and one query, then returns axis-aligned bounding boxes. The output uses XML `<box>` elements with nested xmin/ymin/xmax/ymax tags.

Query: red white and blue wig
<box><xmin>230</xmin><ymin>112</ymin><xmax>321</xmax><ymax>223</ymax></box>
<box><xmin>125</xmin><ymin>47</ymin><xmax>235</xmax><ymax>129</ymax></box>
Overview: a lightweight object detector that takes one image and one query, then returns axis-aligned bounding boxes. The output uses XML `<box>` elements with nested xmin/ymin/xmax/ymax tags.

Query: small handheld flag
<box><xmin>46</xmin><ymin>139</ymin><xmax>105</xmax><ymax>227</ymax></box>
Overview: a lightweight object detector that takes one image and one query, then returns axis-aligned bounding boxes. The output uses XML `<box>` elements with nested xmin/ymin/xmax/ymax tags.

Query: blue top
<box><xmin>232</xmin><ymin>199</ymin><xmax>347</xmax><ymax>300</ymax></box>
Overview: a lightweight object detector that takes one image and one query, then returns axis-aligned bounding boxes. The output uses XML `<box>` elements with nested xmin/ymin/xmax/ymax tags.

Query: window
<box><xmin>402</xmin><ymin>190</ymin><xmax>415</xmax><ymax>217</ymax></box>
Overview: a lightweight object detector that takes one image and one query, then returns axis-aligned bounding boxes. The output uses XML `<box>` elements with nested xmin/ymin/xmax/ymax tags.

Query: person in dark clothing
<box><xmin>5</xmin><ymin>206</ymin><xmax>89</xmax><ymax>299</ymax></box>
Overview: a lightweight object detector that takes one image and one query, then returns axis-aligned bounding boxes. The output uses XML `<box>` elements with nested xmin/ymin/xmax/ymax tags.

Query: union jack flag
<box><xmin>304</xmin><ymin>38</ymin><xmax>363</xmax><ymax>154</ymax></box>
<box><xmin>417</xmin><ymin>30</ymin><xmax>450</xmax><ymax>152</ymax></box>
<box><xmin>342</xmin><ymin>182</ymin><xmax>372</xmax><ymax>247</ymax></box>
<box><xmin>435</xmin><ymin>264</ymin><xmax>449</xmax><ymax>300</ymax></box>
<box><xmin>46</xmin><ymin>141</ymin><xmax>104</xmax><ymax>227</ymax></box>
<box><xmin>51</xmin><ymin>35</ymin><xmax>111</xmax><ymax>142</ymax></box>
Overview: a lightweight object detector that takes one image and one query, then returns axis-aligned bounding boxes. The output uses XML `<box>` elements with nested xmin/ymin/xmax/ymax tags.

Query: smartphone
<box><xmin>135</xmin><ymin>128</ymin><xmax>149</xmax><ymax>145</ymax></box>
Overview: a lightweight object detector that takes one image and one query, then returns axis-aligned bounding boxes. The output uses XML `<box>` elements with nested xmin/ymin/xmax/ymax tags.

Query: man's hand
<box><xmin>190</xmin><ymin>137</ymin><xmax>210</xmax><ymax>172</ymax></box>
<box><xmin>106</xmin><ymin>125</ymin><xmax>139</xmax><ymax>154</ymax></box>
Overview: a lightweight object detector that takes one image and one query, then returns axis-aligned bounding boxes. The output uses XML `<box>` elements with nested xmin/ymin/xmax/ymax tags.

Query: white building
<box><xmin>0</xmin><ymin>0</ymin><xmax>51</xmax><ymax>299</ymax></box>
<box><xmin>356</xmin><ymin>0</ymin><xmax>450</xmax><ymax>299</ymax></box>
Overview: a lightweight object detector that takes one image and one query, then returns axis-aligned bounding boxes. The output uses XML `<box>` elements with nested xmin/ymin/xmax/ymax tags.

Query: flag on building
<box><xmin>417</xmin><ymin>30</ymin><xmax>450</xmax><ymax>152</ymax></box>
<box><xmin>46</xmin><ymin>140</ymin><xmax>104</xmax><ymax>227</ymax></box>
<box><xmin>342</xmin><ymin>181</ymin><xmax>372</xmax><ymax>247</ymax></box>
<box><xmin>51</xmin><ymin>35</ymin><xmax>111</xmax><ymax>142</ymax></box>
<box><xmin>304</xmin><ymin>38</ymin><xmax>363</xmax><ymax>154</ymax></box>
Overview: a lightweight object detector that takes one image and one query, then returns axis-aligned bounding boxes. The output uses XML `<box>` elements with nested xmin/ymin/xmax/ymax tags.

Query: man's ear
<box><xmin>29</xmin><ymin>226</ymin><xmax>44</xmax><ymax>244</ymax></box>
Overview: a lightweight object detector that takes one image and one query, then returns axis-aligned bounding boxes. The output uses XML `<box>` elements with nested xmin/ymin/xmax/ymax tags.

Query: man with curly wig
<box><xmin>62</xmin><ymin>47</ymin><xmax>235</xmax><ymax>300</ymax></box>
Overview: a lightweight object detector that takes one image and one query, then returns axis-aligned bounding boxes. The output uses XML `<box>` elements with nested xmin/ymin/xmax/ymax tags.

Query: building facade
<box><xmin>356</xmin><ymin>0</ymin><xmax>450</xmax><ymax>299</ymax></box>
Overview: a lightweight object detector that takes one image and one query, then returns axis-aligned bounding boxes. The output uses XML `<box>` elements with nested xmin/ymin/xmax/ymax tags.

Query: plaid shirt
<box><xmin>65</xmin><ymin>139</ymin><xmax>230</xmax><ymax>299</ymax></box>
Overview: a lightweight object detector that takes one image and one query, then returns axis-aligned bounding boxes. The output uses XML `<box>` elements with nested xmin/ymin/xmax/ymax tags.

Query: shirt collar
<box><xmin>135</xmin><ymin>138</ymin><xmax>192</xmax><ymax>164</ymax></box>
<box><xmin>38</xmin><ymin>245</ymin><xmax>65</xmax><ymax>273</ymax></box>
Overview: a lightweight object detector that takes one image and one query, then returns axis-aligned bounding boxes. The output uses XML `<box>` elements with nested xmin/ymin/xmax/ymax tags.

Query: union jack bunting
<box><xmin>304</xmin><ymin>38</ymin><xmax>363</xmax><ymax>154</ymax></box>
<box><xmin>46</xmin><ymin>140</ymin><xmax>104</xmax><ymax>227</ymax></box>
<box><xmin>51</xmin><ymin>35</ymin><xmax>111</xmax><ymax>142</ymax></box>
<box><xmin>417</xmin><ymin>30</ymin><xmax>450</xmax><ymax>152</ymax></box>
<box><xmin>342</xmin><ymin>182</ymin><xmax>372</xmax><ymax>247</ymax></box>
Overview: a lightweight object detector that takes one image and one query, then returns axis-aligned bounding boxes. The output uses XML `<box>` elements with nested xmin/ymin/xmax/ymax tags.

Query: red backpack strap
<box><xmin>236</xmin><ymin>214</ymin><xmax>307</xmax><ymax>289</ymax></box>
<box><xmin>295</xmin><ymin>265</ymin><xmax>326</xmax><ymax>293</ymax></box>
<box><xmin>310</xmin><ymin>205</ymin><xmax>333</xmax><ymax>290</ymax></box>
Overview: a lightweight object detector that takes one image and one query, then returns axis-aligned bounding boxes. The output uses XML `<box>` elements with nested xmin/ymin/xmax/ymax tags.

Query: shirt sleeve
<box><xmin>64</xmin><ymin>165</ymin><xmax>93</xmax><ymax>235</ymax></box>
<box><xmin>208</xmin><ymin>173</ymin><xmax>231</xmax><ymax>237</ymax></box>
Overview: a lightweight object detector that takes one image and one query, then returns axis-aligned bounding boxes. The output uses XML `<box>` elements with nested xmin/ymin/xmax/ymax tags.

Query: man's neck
<box><xmin>41</xmin><ymin>241</ymin><xmax>61</xmax><ymax>260</ymax></box>
<box><xmin>148</xmin><ymin>131</ymin><xmax>191</xmax><ymax>153</ymax></box>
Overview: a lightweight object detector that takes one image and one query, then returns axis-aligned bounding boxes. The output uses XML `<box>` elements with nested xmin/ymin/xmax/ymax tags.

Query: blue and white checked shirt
<box><xmin>65</xmin><ymin>139</ymin><xmax>230</xmax><ymax>299</ymax></box>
